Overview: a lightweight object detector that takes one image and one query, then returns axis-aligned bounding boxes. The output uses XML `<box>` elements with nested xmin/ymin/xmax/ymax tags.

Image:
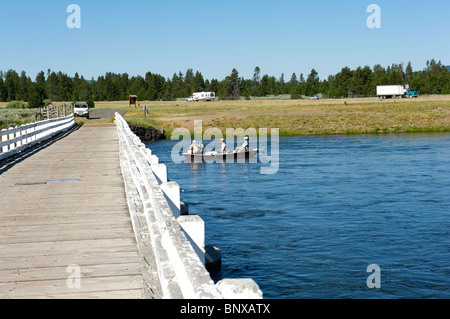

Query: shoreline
<box><xmin>122</xmin><ymin>96</ymin><xmax>450</xmax><ymax>139</ymax></box>
<box><xmin>125</xmin><ymin>120</ymin><xmax>449</xmax><ymax>140</ymax></box>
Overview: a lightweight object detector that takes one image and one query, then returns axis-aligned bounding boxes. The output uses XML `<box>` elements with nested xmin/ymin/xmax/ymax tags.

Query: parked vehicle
<box><xmin>406</xmin><ymin>88</ymin><xmax>419</xmax><ymax>98</ymax></box>
<box><xmin>73</xmin><ymin>102</ymin><xmax>89</xmax><ymax>118</ymax></box>
<box><xmin>376</xmin><ymin>85</ymin><xmax>418</xmax><ymax>99</ymax></box>
<box><xmin>308</xmin><ymin>95</ymin><xmax>319</xmax><ymax>100</ymax></box>
<box><xmin>193</xmin><ymin>91</ymin><xmax>216</xmax><ymax>101</ymax></box>
<box><xmin>186</xmin><ymin>96</ymin><xmax>197</xmax><ymax>102</ymax></box>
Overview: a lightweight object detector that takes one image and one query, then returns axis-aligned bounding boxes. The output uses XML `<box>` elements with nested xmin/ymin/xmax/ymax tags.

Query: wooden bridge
<box><xmin>0</xmin><ymin>122</ymin><xmax>143</xmax><ymax>298</ymax></box>
<box><xmin>0</xmin><ymin>113</ymin><xmax>263</xmax><ymax>299</ymax></box>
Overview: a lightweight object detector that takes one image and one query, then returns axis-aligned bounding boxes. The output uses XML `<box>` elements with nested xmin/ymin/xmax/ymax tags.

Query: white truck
<box><xmin>186</xmin><ymin>91</ymin><xmax>216</xmax><ymax>102</ymax></box>
<box><xmin>376</xmin><ymin>85</ymin><xmax>418</xmax><ymax>99</ymax></box>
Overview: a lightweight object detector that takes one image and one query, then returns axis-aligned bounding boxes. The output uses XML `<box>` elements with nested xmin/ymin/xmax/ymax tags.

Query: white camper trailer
<box><xmin>187</xmin><ymin>91</ymin><xmax>216</xmax><ymax>102</ymax></box>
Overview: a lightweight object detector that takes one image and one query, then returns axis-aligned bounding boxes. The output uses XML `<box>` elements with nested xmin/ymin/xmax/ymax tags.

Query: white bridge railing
<box><xmin>115</xmin><ymin>113</ymin><xmax>263</xmax><ymax>299</ymax></box>
<box><xmin>0</xmin><ymin>114</ymin><xmax>75</xmax><ymax>161</ymax></box>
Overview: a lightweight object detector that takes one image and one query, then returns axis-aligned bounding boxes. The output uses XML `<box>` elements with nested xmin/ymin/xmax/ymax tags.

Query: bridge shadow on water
<box><xmin>0</xmin><ymin>123</ymin><xmax>83</xmax><ymax>175</ymax></box>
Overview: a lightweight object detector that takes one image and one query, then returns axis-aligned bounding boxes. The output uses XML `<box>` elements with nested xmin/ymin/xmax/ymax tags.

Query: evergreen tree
<box><xmin>192</xmin><ymin>71</ymin><xmax>205</xmax><ymax>92</ymax></box>
<box><xmin>0</xmin><ymin>58</ymin><xmax>447</xmax><ymax>103</ymax></box>
<box><xmin>253</xmin><ymin>66</ymin><xmax>261</xmax><ymax>84</ymax></box>
<box><xmin>208</xmin><ymin>79</ymin><xmax>219</xmax><ymax>95</ymax></box>
<box><xmin>28</xmin><ymin>91</ymin><xmax>44</xmax><ymax>108</ymax></box>
<box><xmin>405</xmin><ymin>62</ymin><xmax>413</xmax><ymax>83</ymax></box>
<box><xmin>306</xmin><ymin>69</ymin><xmax>319</xmax><ymax>96</ymax></box>
<box><xmin>18</xmin><ymin>71</ymin><xmax>31</xmax><ymax>101</ymax></box>
<box><xmin>260</xmin><ymin>74</ymin><xmax>269</xmax><ymax>96</ymax></box>
<box><xmin>171</xmin><ymin>73</ymin><xmax>182</xmax><ymax>98</ymax></box>
<box><xmin>129</xmin><ymin>75</ymin><xmax>145</xmax><ymax>100</ymax></box>
<box><xmin>230</xmin><ymin>68</ymin><xmax>241</xmax><ymax>100</ymax></box>
<box><xmin>290</xmin><ymin>73</ymin><xmax>297</xmax><ymax>84</ymax></box>
<box><xmin>299</xmin><ymin>73</ymin><xmax>305</xmax><ymax>84</ymax></box>
<box><xmin>45</xmin><ymin>71</ymin><xmax>59</xmax><ymax>101</ymax></box>
<box><xmin>57</xmin><ymin>72</ymin><xmax>73</xmax><ymax>101</ymax></box>
<box><xmin>145</xmin><ymin>72</ymin><xmax>157</xmax><ymax>100</ymax></box>
<box><xmin>184</xmin><ymin>69</ymin><xmax>194</xmax><ymax>96</ymax></box>
<box><xmin>220</xmin><ymin>68</ymin><xmax>240</xmax><ymax>100</ymax></box>
<box><xmin>290</xmin><ymin>85</ymin><xmax>301</xmax><ymax>99</ymax></box>
<box><xmin>0</xmin><ymin>76</ymin><xmax>5</xmax><ymax>102</ymax></box>
<box><xmin>4</xmin><ymin>70</ymin><xmax>20</xmax><ymax>101</ymax></box>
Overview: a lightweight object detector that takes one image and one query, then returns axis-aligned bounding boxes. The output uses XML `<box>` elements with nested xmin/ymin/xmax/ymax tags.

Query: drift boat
<box><xmin>183</xmin><ymin>149</ymin><xmax>258</xmax><ymax>161</ymax></box>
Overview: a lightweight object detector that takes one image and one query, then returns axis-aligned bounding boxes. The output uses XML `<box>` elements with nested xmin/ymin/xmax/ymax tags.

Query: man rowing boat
<box><xmin>235</xmin><ymin>136</ymin><xmax>249</xmax><ymax>153</ymax></box>
<box><xmin>218</xmin><ymin>138</ymin><xmax>227</xmax><ymax>153</ymax></box>
<box><xmin>188</xmin><ymin>140</ymin><xmax>202</xmax><ymax>154</ymax></box>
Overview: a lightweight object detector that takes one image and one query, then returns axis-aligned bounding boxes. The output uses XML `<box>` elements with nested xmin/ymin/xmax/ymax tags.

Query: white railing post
<box><xmin>1</xmin><ymin>129</ymin><xmax>8</xmax><ymax>153</ymax></box>
<box><xmin>160</xmin><ymin>181</ymin><xmax>181</xmax><ymax>218</ymax></box>
<box><xmin>8</xmin><ymin>127</ymin><xmax>15</xmax><ymax>151</ymax></box>
<box><xmin>177</xmin><ymin>215</ymin><xmax>206</xmax><ymax>265</ymax></box>
<box><xmin>152</xmin><ymin>163</ymin><xmax>168</xmax><ymax>184</ymax></box>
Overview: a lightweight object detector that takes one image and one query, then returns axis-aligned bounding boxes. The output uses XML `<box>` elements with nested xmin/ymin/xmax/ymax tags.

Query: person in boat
<box><xmin>189</xmin><ymin>140</ymin><xmax>201</xmax><ymax>154</ymax></box>
<box><xmin>218</xmin><ymin>138</ymin><xmax>227</xmax><ymax>153</ymax></box>
<box><xmin>235</xmin><ymin>136</ymin><xmax>249</xmax><ymax>153</ymax></box>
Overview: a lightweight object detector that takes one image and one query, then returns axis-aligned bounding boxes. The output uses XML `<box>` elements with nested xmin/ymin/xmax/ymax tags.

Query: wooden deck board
<box><xmin>0</xmin><ymin>125</ymin><xmax>143</xmax><ymax>299</ymax></box>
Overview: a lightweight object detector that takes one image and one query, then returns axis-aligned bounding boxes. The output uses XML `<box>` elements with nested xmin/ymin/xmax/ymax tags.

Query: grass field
<box><xmin>121</xmin><ymin>96</ymin><xmax>450</xmax><ymax>137</ymax></box>
<box><xmin>2</xmin><ymin>96</ymin><xmax>449</xmax><ymax>137</ymax></box>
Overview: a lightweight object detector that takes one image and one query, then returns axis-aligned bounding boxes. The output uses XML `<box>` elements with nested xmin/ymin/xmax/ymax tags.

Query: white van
<box><xmin>73</xmin><ymin>102</ymin><xmax>89</xmax><ymax>118</ymax></box>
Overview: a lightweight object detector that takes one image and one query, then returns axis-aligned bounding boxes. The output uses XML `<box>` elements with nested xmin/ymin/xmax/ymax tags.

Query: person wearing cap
<box><xmin>218</xmin><ymin>138</ymin><xmax>227</xmax><ymax>153</ymax></box>
<box><xmin>235</xmin><ymin>136</ymin><xmax>249</xmax><ymax>153</ymax></box>
<box><xmin>189</xmin><ymin>140</ymin><xmax>201</xmax><ymax>154</ymax></box>
<box><xmin>242</xmin><ymin>136</ymin><xmax>249</xmax><ymax>151</ymax></box>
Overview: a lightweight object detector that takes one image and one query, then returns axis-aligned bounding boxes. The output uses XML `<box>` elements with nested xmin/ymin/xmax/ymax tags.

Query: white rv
<box><xmin>187</xmin><ymin>91</ymin><xmax>216</xmax><ymax>102</ymax></box>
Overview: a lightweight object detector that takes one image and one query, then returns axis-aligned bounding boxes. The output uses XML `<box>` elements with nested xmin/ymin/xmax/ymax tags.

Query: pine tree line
<box><xmin>1</xmin><ymin>59</ymin><xmax>449</xmax><ymax>107</ymax></box>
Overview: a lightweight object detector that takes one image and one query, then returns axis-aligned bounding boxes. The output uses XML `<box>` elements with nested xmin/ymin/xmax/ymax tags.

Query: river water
<box><xmin>145</xmin><ymin>133</ymin><xmax>450</xmax><ymax>299</ymax></box>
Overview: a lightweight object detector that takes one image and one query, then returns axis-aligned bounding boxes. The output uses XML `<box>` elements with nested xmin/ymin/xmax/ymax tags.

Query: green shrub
<box><xmin>44</xmin><ymin>99</ymin><xmax>52</xmax><ymax>107</ymax></box>
<box><xmin>0</xmin><ymin>109</ymin><xmax>37</xmax><ymax>129</ymax></box>
<box><xmin>6</xmin><ymin>100</ymin><xmax>27</xmax><ymax>109</ymax></box>
<box><xmin>86</xmin><ymin>97</ymin><xmax>95</xmax><ymax>108</ymax></box>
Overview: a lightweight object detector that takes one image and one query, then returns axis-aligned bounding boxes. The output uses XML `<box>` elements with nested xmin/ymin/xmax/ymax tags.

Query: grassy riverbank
<box><xmin>121</xmin><ymin>96</ymin><xmax>450</xmax><ymax>137</ymax></box>
<box><xmin>2</xmin><ymin>96</ymin><xmax>449</xmax><ymax>137</ymax></box>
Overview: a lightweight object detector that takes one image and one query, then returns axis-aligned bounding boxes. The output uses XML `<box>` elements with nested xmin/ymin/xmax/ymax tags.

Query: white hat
<box><xmin>192</xmin><ymin>140</ymin><xmax>196</xmax><ymax>143</ymax></box>
<box><xmin>244</xmin><ymin>136</ymin><xmax>249</xmax><ymax>140</ymax></box>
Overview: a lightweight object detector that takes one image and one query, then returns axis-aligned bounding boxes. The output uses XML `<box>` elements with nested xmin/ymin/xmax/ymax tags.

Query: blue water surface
<box><xmin>145</xmin><ymin>133</ymin><xmax>450</xmax><ymax>299</ymax></box>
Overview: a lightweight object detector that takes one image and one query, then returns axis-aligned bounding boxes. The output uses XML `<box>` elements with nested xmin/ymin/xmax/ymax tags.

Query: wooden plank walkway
<box><xmin>0</xmin><ymin>124</ymin><xmax>143</xmax><ymax>298</ymax></box>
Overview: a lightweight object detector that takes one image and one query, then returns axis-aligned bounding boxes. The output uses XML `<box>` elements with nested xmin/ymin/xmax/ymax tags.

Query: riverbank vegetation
<box><xmin>0</xmin><ymin>108</ymin><xmax>37</xmax><ymax>129</ymax></box>
<box><xmin>122</xmin><ymin>96</ymin><xmax>450</xmax><ymax>137</ymax></box>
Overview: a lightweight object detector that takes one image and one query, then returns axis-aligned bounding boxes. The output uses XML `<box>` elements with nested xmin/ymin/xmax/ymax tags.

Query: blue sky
<box><xmin>0</xmin><ymin>0</ymin><xmax>449</xmax><ymax>81</ymax></box>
